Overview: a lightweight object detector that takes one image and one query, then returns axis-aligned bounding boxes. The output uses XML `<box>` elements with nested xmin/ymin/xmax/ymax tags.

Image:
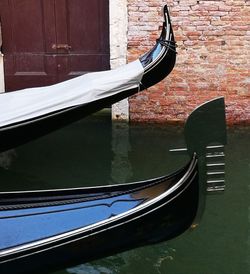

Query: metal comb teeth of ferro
<box><xmin>205</xmin><ymin>145</ymin><xmax>226</xmax><ymax>192</ymax></box>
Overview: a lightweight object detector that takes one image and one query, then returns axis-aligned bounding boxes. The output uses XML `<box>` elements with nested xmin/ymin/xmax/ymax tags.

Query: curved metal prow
<box><xmin>159</xmin><ymin>5</ymin><xmax>174</xmax><ymax>45</ymax></box>
<box><xmin>179</xmin><ymin>97</ymin><xmax>227</xmax><ymax>228</ymax></box>
<box><xmin>163</xmin><ymin>4</ymin><xmax>170</xmax><ymax>23</ymax></box>
<box><xmin>168</xmin><ymin>98</ymin><xmax>227</xmax><ymax>228</ymax></box>
<box><xmin>139</xmin><ymin>4</ymin><xmax>176</xmax><ymax>89</ymax></box>
<box><xmin>184</xmin><ymin>97</ymin><xmax>227</xmax><ymax>158</ymax></box>
<box><xmin>185</xmin><ymin>97</ymin><xmax>227</xmax><ymax>193</ymax></box>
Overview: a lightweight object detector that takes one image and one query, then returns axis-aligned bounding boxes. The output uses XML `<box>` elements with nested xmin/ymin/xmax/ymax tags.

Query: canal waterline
<box><xmin>0</xmin><ymin>115</ymin><xmax>249</xmax><ymax>274</ymax></box>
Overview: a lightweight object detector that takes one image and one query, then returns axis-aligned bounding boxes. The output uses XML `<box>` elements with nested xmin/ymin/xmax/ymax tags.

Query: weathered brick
<box><xmin>127</xmin><ymin>0</ymin><xmax>250</xmax><ymax>125</ymax></box>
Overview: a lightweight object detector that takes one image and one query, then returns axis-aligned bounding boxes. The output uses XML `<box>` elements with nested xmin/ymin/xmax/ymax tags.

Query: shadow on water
<box><xmin>0</xmin><ymin>115</ymin><xmax>249</xmax><ymax>274</ymax></box>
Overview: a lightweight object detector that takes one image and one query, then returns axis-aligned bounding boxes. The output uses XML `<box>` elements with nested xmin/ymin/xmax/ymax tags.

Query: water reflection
<box><xmin>66</xmin><ymin>245</ymin><xmax>176</xmax><ymax>274</ymax></box>
<box><xmin>0</xmin><ymin>115</ymin><xmax>249</xmax><ymax>274</ymax></box>
<box><xmin>111</xmin><ymin>122</ymin><xmax>132</xmax><ymax>184</ymax></box>
<box><xmin>248</xmin><ymin>203</ymin><xmax>250</xmax><ymax>272</ymax></box>
<box><xmin>68</xmin><ymin>264</ymin><xmax>113</xmax><ymax>274</ymax></box>
<box><xmin>0</xmin><ymin>149</ymin><xmax>16</xmax><ymax>170</ymax></box>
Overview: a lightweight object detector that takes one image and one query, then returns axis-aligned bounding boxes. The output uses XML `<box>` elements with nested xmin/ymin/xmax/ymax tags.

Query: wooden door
<box><xmin>0</xmin><ymin>0</ymin><xmax>110</xmax><ymax>91</ymax></box>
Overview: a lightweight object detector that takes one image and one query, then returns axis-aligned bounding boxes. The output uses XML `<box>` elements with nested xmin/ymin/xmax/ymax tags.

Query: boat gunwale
<box><xmin>0</xmin><ymin>158</ymin><xmax>188</xmax><ymax>198</ymax></box>
<box><xmin>0</xmin><ymin>155</ymin><xmax>198</xmax><ymax>262</ymax></box>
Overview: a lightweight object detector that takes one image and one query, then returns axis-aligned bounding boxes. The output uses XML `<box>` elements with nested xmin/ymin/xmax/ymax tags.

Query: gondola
<box><xmin>0</xmin><ymin>98</ymin><xmax>227</xmax><ymax>274</ymax></box>
<box><xmin>0</xmin><ymin>5</ymin><xmax>176</xmax><ymax>153</ymax></box>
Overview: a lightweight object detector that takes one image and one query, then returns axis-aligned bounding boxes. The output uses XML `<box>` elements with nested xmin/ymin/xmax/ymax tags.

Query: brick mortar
<box><xmin>128</xmin><ymin>0</ymin><xmax>250</xmax><ymax>125</ymax></box>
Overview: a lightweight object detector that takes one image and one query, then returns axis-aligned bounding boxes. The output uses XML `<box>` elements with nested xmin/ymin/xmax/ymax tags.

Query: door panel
<box><xmin>0</xmin><ymin>0</ymin><xmax>110</xmax><ymax>91</ymax></box>
<box><xmin>0</xmin><ymin>0</ymin><xmax>57</xmax><ymax>91</ymax></box>
<box><xmin>56</xmin><ymin>0</ymin><xmax>110</xmax><ymax>80</ymax></box>
<box><xmin>67</xmin><ymin>0</ymin><xmax>109</xmax><ymax>53</ymax></box>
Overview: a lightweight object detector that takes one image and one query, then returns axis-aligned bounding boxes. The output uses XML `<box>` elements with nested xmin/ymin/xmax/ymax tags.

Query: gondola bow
<box><xmin>0</xmin><ymin>5</ymin><xmax>176</xmax><ymax>153</ymax></box>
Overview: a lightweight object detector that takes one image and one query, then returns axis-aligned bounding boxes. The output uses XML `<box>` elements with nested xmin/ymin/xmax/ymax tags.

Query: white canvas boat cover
<box><xmin>0</xmin><ymin>60</ymin><xmax>144</xmax><ymax>128</ymax></box>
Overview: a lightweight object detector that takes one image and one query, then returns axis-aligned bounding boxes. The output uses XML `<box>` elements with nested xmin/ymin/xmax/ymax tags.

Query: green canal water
<box><xmin>0</xmin><ymin>114</ymin><xmax>249</xmax><ymax>274</ymax></box>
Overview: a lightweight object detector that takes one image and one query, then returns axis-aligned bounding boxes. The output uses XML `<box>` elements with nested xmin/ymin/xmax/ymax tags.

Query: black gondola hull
<box><xmin>0</xmin><ymin>157</ymin><xmax>198</xmax><ymax>274</ymax></box>
<box><xmin>0</xmin><ymin>87</ymin><xmax>139</xmax><ymax>152</ymax></box>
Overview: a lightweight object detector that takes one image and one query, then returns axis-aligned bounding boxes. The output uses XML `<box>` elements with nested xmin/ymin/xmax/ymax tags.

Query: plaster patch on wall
<box><xmin>109</xmin><ymin>0</ymin><xmax>129</xmax><ymax>121</ymax></box>
<box><xmin>112</xmin><ymin>99</ymin><xmax>129</xmax><ymax>121</ymax></box>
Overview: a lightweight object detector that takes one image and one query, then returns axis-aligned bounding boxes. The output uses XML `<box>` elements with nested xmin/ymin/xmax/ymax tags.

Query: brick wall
<box><xmin>128</xmin><ymin>0</ymin><xmax>250</xmax><ymax>125</ymax></box>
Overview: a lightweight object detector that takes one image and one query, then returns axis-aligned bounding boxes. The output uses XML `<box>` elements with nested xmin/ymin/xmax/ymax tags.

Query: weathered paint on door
<box><xmin>0</xmin><ymin>0</ymin><xmax>110</xmax><ymax>91</ymax></box>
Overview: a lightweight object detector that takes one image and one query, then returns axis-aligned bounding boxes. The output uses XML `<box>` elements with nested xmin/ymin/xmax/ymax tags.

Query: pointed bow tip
<box><xmin>163</xmin><ymin>4</ymin><xmax>171</xmax><ymax>24</ymax></box>
<box><xmin>163</xmin><ymin>4</ymin><xmax>170</xmax><ymax>14</ymax></box>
